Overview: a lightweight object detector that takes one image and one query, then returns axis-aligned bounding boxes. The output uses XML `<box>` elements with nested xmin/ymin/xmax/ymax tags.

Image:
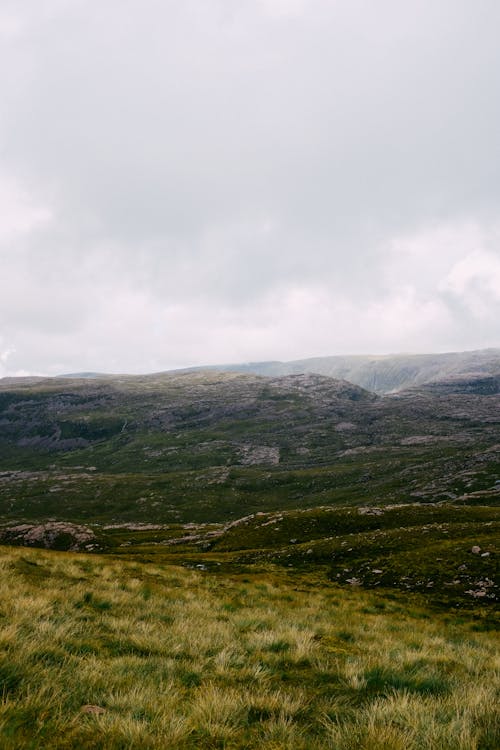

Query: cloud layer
<box><xmin>1</xmin><ymin>0</ymin><xmax>500</xmax><ymax>375</ymax></box>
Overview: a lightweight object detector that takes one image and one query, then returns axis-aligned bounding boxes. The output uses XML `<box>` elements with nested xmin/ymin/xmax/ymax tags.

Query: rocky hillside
<box><xmin>0</xmin><ymin>369</ymin><xmax>499</xmax><ymax>526</ymax></box>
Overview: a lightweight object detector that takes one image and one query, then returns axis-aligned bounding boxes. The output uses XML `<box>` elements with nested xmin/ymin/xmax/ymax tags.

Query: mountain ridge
<box><xmin>173</xmin><ymin>347</ymin><xmax>500</xmax><ymax>394</ymax></box>
<box><xmin>37</xmin><ymin>346</ymin><xmax>500</xmax><ymax>394</ymax></box>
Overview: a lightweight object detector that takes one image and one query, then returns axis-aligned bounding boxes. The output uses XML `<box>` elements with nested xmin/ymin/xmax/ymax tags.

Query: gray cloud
<box><xmin>1</xmin><ymin>0</ymin><xmax>500</xmax><ymax>375</ymax></box>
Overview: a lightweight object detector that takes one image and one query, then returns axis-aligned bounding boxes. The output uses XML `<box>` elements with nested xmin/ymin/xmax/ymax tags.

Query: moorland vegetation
<box><xmin>0</xmin><ymin>366</ymin><xmax>498</xmax><ymax>747</ymax></box>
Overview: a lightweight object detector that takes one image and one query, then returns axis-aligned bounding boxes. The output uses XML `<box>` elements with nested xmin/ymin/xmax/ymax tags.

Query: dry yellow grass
<box><xmin>0</xmin><ymin>546</ymin><xmax>497</xmax><ymax>749</ymax></box>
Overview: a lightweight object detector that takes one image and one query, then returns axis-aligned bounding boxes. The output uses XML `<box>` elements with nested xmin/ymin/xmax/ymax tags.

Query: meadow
<box><xmin>0</xmin><ymin>545</ymin><xmax>498</xmax><ymax>750</ymax></box>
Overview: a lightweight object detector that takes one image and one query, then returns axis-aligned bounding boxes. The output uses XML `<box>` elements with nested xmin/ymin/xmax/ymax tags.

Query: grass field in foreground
<box><xmin>0</xmin><ymin>546</ymin><xmax>498</xmax><ymax>749</ymax></box>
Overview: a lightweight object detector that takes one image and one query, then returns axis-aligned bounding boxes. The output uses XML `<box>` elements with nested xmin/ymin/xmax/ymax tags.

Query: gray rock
<box><xmin>0</xmin><ymin>522</ymin><xmax>96</xmax><ymax>551</ymax></box>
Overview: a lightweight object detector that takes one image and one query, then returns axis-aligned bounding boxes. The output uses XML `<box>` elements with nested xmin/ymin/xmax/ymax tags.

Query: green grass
<box><xmin>0</xmin><ymin>546</ymin><xmax>498</xmax><ymax>749</ymax></box>
<box><xmin>96</xmin><ymin>503</ymin><xmax>497</xmax><ymax>609</ymax></box>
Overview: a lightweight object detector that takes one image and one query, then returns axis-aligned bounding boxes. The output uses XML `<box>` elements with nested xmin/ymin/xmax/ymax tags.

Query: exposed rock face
<box><xmin>335</xmin><ymin>422</ymin><xmax>357</xmax><ymax>432</ymax></box>
<box><xmin>237</xmin><ymin>444</ymin><xmax>280</xmax><ymax>466</ymax></box>
<box><xmin>0</xmin><ymin>522</ymin><xmax>97</xmax><ymax>551</ymax></box>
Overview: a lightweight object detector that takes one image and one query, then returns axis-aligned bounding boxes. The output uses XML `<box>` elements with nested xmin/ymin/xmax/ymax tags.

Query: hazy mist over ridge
<box><xmin>1</xmin><ymin>1</ymin><xmax>500</xmax><ymax>376</ymax></box>
<box><xmin>45</xmin><ymin>347</ymin><xmax>500</xmax><ymax>395</ymax></box>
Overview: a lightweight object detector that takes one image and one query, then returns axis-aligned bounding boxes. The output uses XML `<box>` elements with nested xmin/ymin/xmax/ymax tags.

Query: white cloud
<box><xmin>1</xmin><ymin>1</ymin><xmax>500</xmax><ymax>374</ymax></box>
<box><xmin>0</xmin><ymin>177</ymin><xmax>53</xmax><ymax>243</ymax></box>
<box><xmin>440</xmin><ymin>250</ymin><xmax>500</xmax><ymax>319</ymax></box>
<box><xmin>259</xmin><ymin>0</ymin><xmax>309</xmax><ymax>18</ymax></box>
<box><xmin>0</xmin><ymin>336</ymin><xmax>15</xmax><ymax>377</ymax></box>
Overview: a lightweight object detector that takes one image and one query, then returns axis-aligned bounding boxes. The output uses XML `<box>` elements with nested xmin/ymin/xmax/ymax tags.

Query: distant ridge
<box><xmin>50</xmin><ymin>348</ymin><xmax>500</xmax><ymax>394</ymax></box>
<box><xmin>174</xmin><ymin>348</ymin><xmax>500</xmax><ymax>394</ymax></box>
<box><xmin>58</xmin><ymin>372</ymin><xmax>109</xmax><ymax>379</ymax></box>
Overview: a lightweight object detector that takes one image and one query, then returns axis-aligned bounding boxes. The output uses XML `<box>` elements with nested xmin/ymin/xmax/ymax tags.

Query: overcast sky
<box><xmin>1</xmin><ymin>0</ymin><xmax>500</xmax><ymax>376</ymax></box>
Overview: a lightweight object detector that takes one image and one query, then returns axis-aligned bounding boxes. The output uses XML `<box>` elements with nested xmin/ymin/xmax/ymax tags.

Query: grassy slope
<box><xmin>100</xmin><ymin>503</ymin><xmax>499</xmax><ymax>608</ymax></box>
<box><xmin>0</xmin><ymin>545</ymin><xmax>498</xmax><ymax>750</ymax></box>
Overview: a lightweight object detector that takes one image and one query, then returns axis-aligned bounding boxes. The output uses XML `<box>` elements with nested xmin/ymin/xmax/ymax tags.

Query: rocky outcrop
<box><xmin>0</xmin><ymin>522</ymin><xmax>98</xmax><ymax>551</ymax></box>
<box><xmin>237</xmin><ymin>444</ymin><xmax>280</xmax><ymax>466</ymax></box>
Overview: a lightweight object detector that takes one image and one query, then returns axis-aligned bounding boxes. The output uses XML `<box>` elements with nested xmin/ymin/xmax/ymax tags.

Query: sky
<box><xmin>1</xmin><ymin>0</ymin><xmax>500</xmax><ymax>376</ymax></box>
